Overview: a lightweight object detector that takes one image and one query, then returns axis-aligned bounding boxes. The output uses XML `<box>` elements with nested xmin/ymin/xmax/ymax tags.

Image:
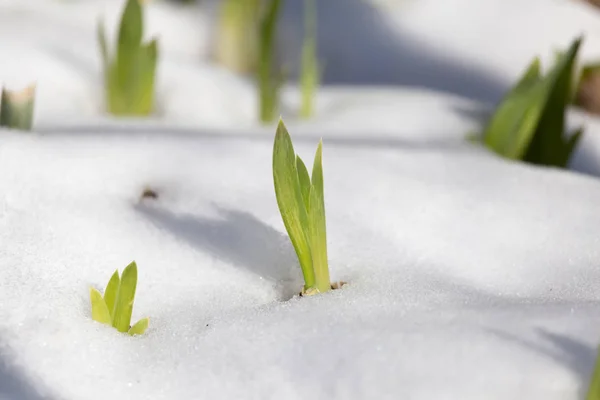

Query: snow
<box><xmin>2</xmin><ymin>0</ymin><xmax>600</xmax><ymax>399</ymax></box>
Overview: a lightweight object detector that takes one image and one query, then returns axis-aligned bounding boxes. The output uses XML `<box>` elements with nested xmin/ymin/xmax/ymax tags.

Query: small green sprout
<box><xmin>0</xmin><ymin>85</ymin><xmax>36</xmax><ymax>131</ymax></box>
<box><xmin>90</xmin><ymin>261</ymin><xmax>149</xmax><ymax>336</ymax></box>
<box><xmin>97</xmin><ymin>0</ymin><xmax>159</xmax><ymax>116</ymax></box>
<box><xmin>258</xmin><ymin>0</ymin><xmax>284</xmax><ymax>123</ymax></box>
<box><xmin>215</xmin><ymin>0</ymin><xmax>261</xmax><ymax>74</ymax></box>
<box><xmin>273</xmin><ymin>119</ymin><xmax>330</xmax><ymax>295</ymax></box>
<box><xmin>300</xmin><ymin>0</ymin><xmax>321</xmax><ymax>119</ymax></box>
<box><xmin>474</xmin><ymin>36</ymin><xmax>583</xmax><ymax>168</ymax></box>
<box><xmin>587</xmin><ymin>344</ymin><xmax>600</xmax><ymax>399</ymax></box>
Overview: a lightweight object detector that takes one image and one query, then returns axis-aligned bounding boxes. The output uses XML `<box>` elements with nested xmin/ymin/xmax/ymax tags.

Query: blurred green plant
<box><xmin>472</xmin><ymin>36</ymin><xmax>583</xmax><ymax>168</ymax></box>
<box><xmin>215</xmin><ymin>0</ymin><xmax>261</xmax><ymax>74</ymax></box>
<box><xmin>273</xmin><ymin>119</ymin><xmax>331</xmax><ymax>295</ymax></box>
<box><xmin>587</xmin><ymin>345</ymin><xmax>600</xmax><ymax>400</ymax></box>
<box><xmin>258</xmin><ymin>0</ymin><xmax>284</xmax><ymax>123</ymax></box>
<box><xmin>90</xmin><ymin>261</ymin><xmax>149</xmax><ymax>336</ymax></box>
<box><xmin>300</xmin><ymin>0</ymin><xmax>321</xmax><ymax>119</ymax></box>
<box><xmin>97</xmin><ymin>0</ymin><xmax>158</xmax><ymax>116</ymax></box>
<box><xmin>0</xmin><ymin>85</ymin><xmax>36</xmax><ymax>131</ymax></box>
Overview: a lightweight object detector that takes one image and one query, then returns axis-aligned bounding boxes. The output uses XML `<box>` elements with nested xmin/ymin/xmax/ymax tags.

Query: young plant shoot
<box><xmin>476</xmin><ymin>36</ymin><xmax>583</xmax><ymax>168</ymax></box>
<box><xmin>98</xmin><ymin>0</ymin><xmax>158</xmax><ymax>116</ymax></box>
<box><xmin>587</xmin><ymin>345</ymin><xmax>600</xmax><ymax>400</ymax></box>
<box><xmin>90</xmin><ymin>261</ymin><xmax>149</xmax><ymax>336</ymax></box>
<box><xmin>215</xmin><ymin>0</ymin><xmax>261</xmax><ymax>74</ymax></box>
<box><xmin>0</xmin><ymin>85</ymin><xmax>36</xmax><ymax>131</ymax></box>
<box><xmin>258</xmin><ymin>0</ymin><xmax>284</xmax><ymax>123</ymax></box>
<box><xmin>273</xmin><ymin>119</ymin><xmax>330</xmax><ymax>295</ymax></box>
<box><xmin>300</xmin><ymin>0</ymin><xmax>320</xmax><ymax>119</ymax></box>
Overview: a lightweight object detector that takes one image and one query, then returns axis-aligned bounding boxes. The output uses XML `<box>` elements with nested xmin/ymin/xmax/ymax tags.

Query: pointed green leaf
<box><xmin>0</xmin><ymin>85</ymin><xmax>36</xmax><ymax>131</ymax></box>
<box><xmin>296</xmin><ymin>155</ymin><xmax>311</xmax><ymax>211</ymax></box>
<box><xmin>117</xmin><ymin>0</ymin><xmax>143</xmax><ymax>61</ymax></box>
<box><xmin>116</xmin><ymin>0</ymin><xmax>143</xmax><ymax>92</ymax></box>
<box><xmin>300</xmin><ymin>0</ymin><xmax>318</xmax><ymax>119</ymax></box>
<box><xmin>135</xmin><ymin>38</ymin><xmax>158</xmax><ymax>115</ymax></box>
<box><xmin>483</xmin><ymin>57</ymin><xmax>543</xmax><ymax>157</ymax></box>
<box><xmin>587</xmin><ymin>346</ymin><xmax>600</xmax><ymax>400</ymax></box>
<box><xmin>90</xmin><ymin>288</ymin><xmax>112</xmax><ymax>325</ymax></box>
<box><xmin>104</xmin><ymin>269</ymin><xmax>121</xmax><ymax>319</ymax></box>
<box><xmin>101</xmin><ymin>0</ymin><xmax>157</xmax><ymax>116</ymax></box>
<box><xmin>128</xmin><ymin>317</ymin><xmax>149</xmax><ymax>336</ymax></box>
<box><xmin>307</xmin><ymin>140</ymin><xmax>330</xmax><ymax>293</ymax></box>
<box><xmin>112</xmin><ymin>261</ymin><xmax>138</xmax><ymax>333</ymax></box>
<box><xmin>502</xmin><ymin>84</ymin><xmax>548</xmax><ymax>159</ymax></box>
<box><xmin>273</xmin><ymin>120</ymin><xmax>315</xmax><ymax>289</ymax></box>
<box><xmin>258</xmin><ymin>0</ymin><xmax>283</xmax><ymax>123</ymax></box>
<box><xmin>525</xmin><ymin>37</ymin><xmax>583</xmax><ymax>166</ymax></box>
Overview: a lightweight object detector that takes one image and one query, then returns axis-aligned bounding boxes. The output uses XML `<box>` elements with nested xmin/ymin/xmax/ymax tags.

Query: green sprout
<box><xmin>215</xmin><ymin>0</ymin><xmax>261</xmax><ymax>74</ymax></box>
<box><xmin>258</xmin><ymin>0</ymin><xmax>284</xmax><ymax>123</ymax></box>
<box><xmin>300</xmin><ymin>0</ymin><xmax>321</xmax><ymax>119</ymax></box>
<box><xmin>0</xmin><ymin>85</ymin><xmax>36</xmax><ymax>131</ymax></box>
<box><xmin>90</xmin><ymin>261</ymin><xmax>149</xmax><ymax>336</ymax></box>
<box><xmin>473</xmin><ymin>36</ymin><xmax>583</xmax><ymax>168</ymax></box>
<box><xmin>97</xmin><ymin>0</ymin><xmax>159</xmax><ymax>116</ymax></box>
<box><xmin>273</xmin><ymin>119</ymin><xmax>330</xmax><ymax>295</ymax></box>
<box><xmin>587</xmin><ymin>344</ymin><xmax>600</xmax><ymax>400</ymax></box>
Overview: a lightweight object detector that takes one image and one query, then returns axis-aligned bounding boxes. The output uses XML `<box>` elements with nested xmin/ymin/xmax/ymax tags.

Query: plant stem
<box><xmin>0</xmin><ymin>85</ymin><xmax>36</xmax><ymax>131</ymax></box>
<box><xmin>258</xmin><ymin>0</ymin><xmax>283</xmax><ymax>123</ymax></box>
<box><xmin>300</xmin><ymin>0</ymin><xmax>318</xmax><ymax>119</ymax></box>
<box><xmin>217</xmin><ymin>0</ymin><xmax>261</xmax><ymax>74</ymax></box>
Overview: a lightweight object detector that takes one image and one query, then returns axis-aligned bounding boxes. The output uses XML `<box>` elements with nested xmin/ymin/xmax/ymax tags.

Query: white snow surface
<box><xmin>2</xmin><ymin>0</ymin><xmax>600</xmax><ymax>399</ymax></box>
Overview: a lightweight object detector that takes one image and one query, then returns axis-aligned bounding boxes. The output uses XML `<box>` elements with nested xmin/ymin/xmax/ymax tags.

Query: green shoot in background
<box><xmin>273</xmin><ymin>119</ymin><xmax>330</xmax><ymax>295</ymax></box>
<box><xmin>474</xmin><ymin>36</ymin><xmax>583</xmax><ymax>168</ymax></box>
<box><xmin>215</xmin><ymin>0</ymin><xmax>261</xmax><ymax>74</ymax></box>
<box><xmin>300</xmin><ymin>0</ymin><xmax>320</xmax><ymax>119</ymax></box>
<box><xmin>90</xmin><ymin>261</ymin><xmax>149</xmax><ymax>336</ymax></box>
<box><xmin>0</xmin><ymin>85</ymin><xmax>36</xmax><ymax>131</ymax></box>
<box><xmin>98</xmin><ymin>0</ymin><xmax>159</xmax><ymax>116</ymax></box>
<box><xmin>587</xmin><ymin>344</ymin><xmax>600</xmax><ymax>400</ymax></box>
<box><xmin>258</xmin><ymin>0</ymin><xmax>284</xmax><ymax>123</ymax></box>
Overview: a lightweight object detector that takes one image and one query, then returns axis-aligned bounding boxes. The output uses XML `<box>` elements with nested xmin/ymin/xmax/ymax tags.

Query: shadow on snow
<box><xmin>134</xmin><ymin>204</ymin><xmax>303</xmax><ymax>300</ymax></box>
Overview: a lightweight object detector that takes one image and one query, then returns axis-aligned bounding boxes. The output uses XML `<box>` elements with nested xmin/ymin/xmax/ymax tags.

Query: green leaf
<box><xmin>296</xmin><ymin>155</ymin><xmax>311</xmax><ymax>211</ymax></box>
<box><xmin>258</xmin><ymin>0</ymin><xmax>283</xmax><ymax>123</ymax></box>
<box><xmin>482</xmin><ymin>57</ymin><xmax>543</xmax><ymax>158</ymax></box>
<box><xmin>216</xmin><ymin>0</ymin><xmax>261</xmax><ymax>73</ymax></box>
<box><xmin>135</xmin><ymin>38</ymin><xmax>158</xmax><ymax>115</ymax></box>
<box><xmin>307</xmin><ymin>140</ymin><xmax>330</xmax><ymax>293</ymax></box>
<box><xmin>587</xmin><ymin>346</ymin><xmax>600</xmax><ymax>400</ymax></box>
<box><xmin>116</xmin><ymin>0</ymin><xmax>143</xmax><ymax>83</ymax></box>
<box><xmin>128</xmin><ymin>317</ymin><xmax>149</xmax><ymax>336</ymax></box>
<box><xmin>300</xmin><ymin>0</ymin><xmax>319</xmax><ymax>119</ymax></box>
<box><xmin>90</xmin><ymin>288</ymin><xmax>112</xmax><ymax>325</ymax></box>
<box><xmin>0</xmin><ymin>85</ymin><xmax>36</xmax><ymax>131</ymax></box>
<box><xmin>525</xmin><ymin>37</ymin><xmax>583</xmax><ymax>167</ymax></box>
<box><xmin>112</xmin><ymin>261</ymin><xmax>138</xmax><ymax>333</ymax></box>
<box><xmin>103</xmin><ymin>269</ymin><xmax>121</xmax><ymax>319</ymax></box>
<box><xmin>273</xmin><ymin>120</ymin><xmax>315</xmax><ymax>289</ymax></box>
<box><xmin>102</xmin><ymin>0</ymin><xmax>158</xmax><ymax>116</ymax></box>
